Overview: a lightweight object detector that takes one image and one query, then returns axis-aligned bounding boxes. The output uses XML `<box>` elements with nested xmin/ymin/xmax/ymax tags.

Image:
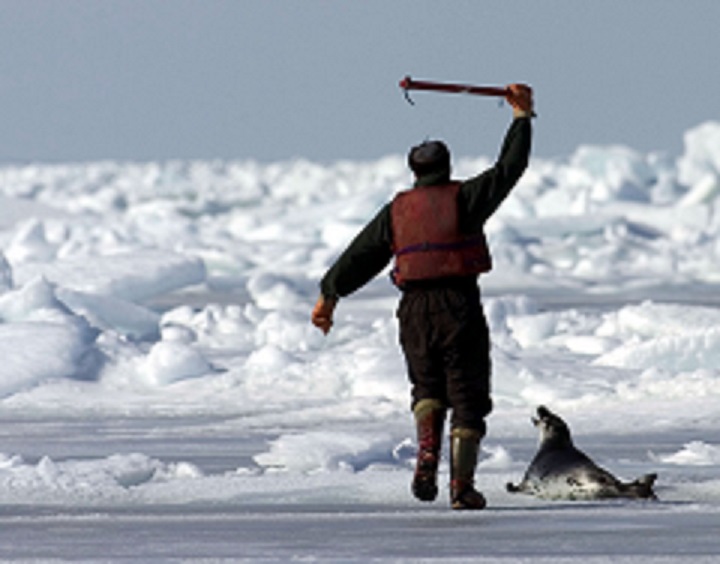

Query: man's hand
<box><xmin>505</xmin><ymin>84</ymin><xmax>534</xmax><ymax>118</ymax></box>
<box><xmin>311</xmin><ymin>295</ymin><xmax>337</xmax><ymax>335</ymax></box>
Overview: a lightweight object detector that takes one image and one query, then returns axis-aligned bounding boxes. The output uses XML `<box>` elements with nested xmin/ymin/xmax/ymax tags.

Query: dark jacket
<box><xmin>320</xmin><ymin>117</ymin><xmax>532</xmax><ymax>299</ymax></box>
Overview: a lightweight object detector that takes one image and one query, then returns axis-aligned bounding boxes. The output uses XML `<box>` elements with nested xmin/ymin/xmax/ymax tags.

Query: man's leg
<box><xmin>439</xmin><ymin>295</ymin><xmax>492</xmax><ymax>510</ymax></box>
<box><xmin>398</xmin><ymin>292</ymin><xmax>447</xmax><ymax>502</ymax></box>
<box><xmin>449</xmin><ymin>428</ymin><xmax>487</xmax><ymax>509</ymax></box>
<box><xmin>411</xmin><ymin>398</ymin><xmax>446</xmax><ymax>501</ymax></box>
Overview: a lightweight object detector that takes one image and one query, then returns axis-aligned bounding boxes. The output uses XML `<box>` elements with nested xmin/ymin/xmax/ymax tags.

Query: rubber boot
<box><xmin>450</xmin><ymin>428</ymin><xmax>487</xmax><ymax>510</ymax></box>
<box><xmin>411</xmin><ymin>399</ymin><xmax>446</xmax><ymax>502</ymax></box>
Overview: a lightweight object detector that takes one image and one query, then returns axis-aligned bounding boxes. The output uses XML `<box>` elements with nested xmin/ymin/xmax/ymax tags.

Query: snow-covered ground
<box><xmin>1</xmin><ymin>122</ymin><xmax>720</xmax><ymax>561</ymax></box>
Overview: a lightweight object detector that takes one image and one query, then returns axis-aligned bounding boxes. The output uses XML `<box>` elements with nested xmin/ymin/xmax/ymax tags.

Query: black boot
<box><xmin>411</xmin><ymin>399</ymin><xmax>446</xmax><ymax>502</ymax></box>
<box><xmin>450</xmin><ymin>428</ymin><xmax>486</xmax><ymax>510</ymax></box>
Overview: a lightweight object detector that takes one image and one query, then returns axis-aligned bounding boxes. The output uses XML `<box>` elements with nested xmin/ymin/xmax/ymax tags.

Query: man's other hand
<box><xmin>311</xmin><ymin>295</ymin><xmax>337</xmax><ymax>335</ymax></box>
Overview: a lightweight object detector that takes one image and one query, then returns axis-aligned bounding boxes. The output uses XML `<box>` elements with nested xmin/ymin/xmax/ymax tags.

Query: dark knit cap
<box><xmin>408</xmin><ymin>140</ymin><xmax>451</xmax><ymax>176</ymax></box>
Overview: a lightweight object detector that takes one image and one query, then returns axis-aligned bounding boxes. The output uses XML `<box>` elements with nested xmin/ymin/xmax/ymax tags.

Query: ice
<box><xmin>678</xmin><ymin>121</ymin><xmax>720</xmax><ymax>187</ymax></box>
<box><xmin>1</xmin><ymin>121</ymin><xmax>720</xmax><ymax>559</ymax></box>
<box><xmin>658</xmin><ymin>441</ymin><xmax>720</xmax><ymax>466</ymax></box>
<box><xmin>253</xmin><ymin>431</ymin><xmax>402</xmax><ymax>473</ymax></box>
<box><xmin>141</xmin><ymin>341</ymin><xmax>214</xmax><ymax>386</ymax></box>
<box><xmin>14</xmin><ymin>249</ymin><xmax>207</xmax><ymax>301</ymax></box>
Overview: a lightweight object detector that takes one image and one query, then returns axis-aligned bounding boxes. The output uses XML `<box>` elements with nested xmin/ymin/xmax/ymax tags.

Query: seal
<box><xmin>506</xmin><ymin>406</ymin><xmax>657</xmax><ymax>500</ymax></box>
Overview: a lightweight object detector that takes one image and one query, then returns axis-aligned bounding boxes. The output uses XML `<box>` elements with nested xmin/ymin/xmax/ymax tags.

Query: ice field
<box><xmin>1</xmin><ymin>121</ymin><xmax>720</xmax><ymax>560</ymax></box>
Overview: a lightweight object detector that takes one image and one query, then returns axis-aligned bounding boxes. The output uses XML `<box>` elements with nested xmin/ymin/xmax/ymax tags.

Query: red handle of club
<box><xmin>400</xmin><ymin>76</ymin><xmax>508</xmax><ymax>98</ymax></box>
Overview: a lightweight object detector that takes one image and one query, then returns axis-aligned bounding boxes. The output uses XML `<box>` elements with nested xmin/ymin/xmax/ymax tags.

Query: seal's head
<box><xmin>533</xmin><ymin>405</ymin><xmax>573</xmax><ymax>448</ymax></box>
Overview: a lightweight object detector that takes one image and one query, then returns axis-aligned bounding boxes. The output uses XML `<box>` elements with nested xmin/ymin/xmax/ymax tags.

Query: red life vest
<box><xmin>391</xmin><ymin>182</ymin><xmax>492</xmax><ymax>286</ymax></box>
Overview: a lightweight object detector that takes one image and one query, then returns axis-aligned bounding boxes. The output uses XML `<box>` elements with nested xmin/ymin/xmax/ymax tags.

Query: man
<box><xmin>311</xmin><ymin>84</ymin><xmax>533</xmax><ymax>509</ymax></box>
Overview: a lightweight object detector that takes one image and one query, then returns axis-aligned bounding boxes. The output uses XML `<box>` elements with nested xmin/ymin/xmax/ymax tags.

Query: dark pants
<box><xmin>397</xmin><ymin>279</ymin><xmax>493</xmax><ymax>435</ymax></box>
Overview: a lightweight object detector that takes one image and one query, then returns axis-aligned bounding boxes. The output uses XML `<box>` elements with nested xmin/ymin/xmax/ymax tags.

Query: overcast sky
<box><xmin>1</xmin><ymin>1</ymin><xmax>718</xmax><ymax>164</ymax></box>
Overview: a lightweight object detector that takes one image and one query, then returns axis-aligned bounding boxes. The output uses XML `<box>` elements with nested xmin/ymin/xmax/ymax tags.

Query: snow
<box><xmin>1</xmin><ymin>122</ymin><xmax>720</xmax><ymax>560</ymax></box>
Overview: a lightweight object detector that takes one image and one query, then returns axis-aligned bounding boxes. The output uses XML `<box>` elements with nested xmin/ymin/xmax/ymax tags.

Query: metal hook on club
<box><xmin>403</xmin><ymin>87</ymin><xmax>415</xmax><ymax>106</ymax></box>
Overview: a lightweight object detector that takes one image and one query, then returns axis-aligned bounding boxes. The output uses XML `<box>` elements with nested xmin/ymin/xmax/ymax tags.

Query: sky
<box><xmin>0</xmin><ymin>0</ymin><xmax>719</xmax><ymax>164</ymax></box>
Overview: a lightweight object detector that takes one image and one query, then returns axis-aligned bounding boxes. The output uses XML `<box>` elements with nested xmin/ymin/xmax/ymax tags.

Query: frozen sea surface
<box><xmin>1</xmin><ymin>122</ymin><xmax>720</xmax><ymax>560</ymax></box>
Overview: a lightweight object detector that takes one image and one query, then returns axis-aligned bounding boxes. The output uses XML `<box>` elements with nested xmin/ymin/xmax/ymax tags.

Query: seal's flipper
<box><xmin>624</xmin><ymin>473</ymin><xmax>658</xmax><ymax>500</ymax></box>
<box><xmin>506</xmin><ymin>482</ymin><xmax>522</xmax><ymax>493</ymax></box>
